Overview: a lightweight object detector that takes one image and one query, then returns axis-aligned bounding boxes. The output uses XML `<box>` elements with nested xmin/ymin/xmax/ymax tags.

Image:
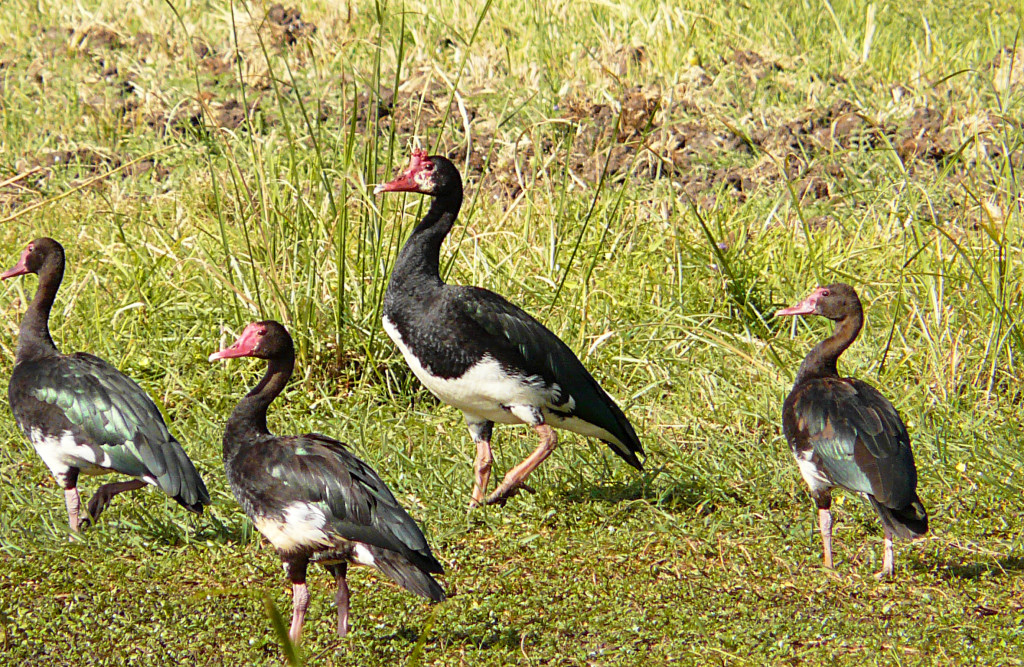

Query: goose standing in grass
<box><xmin>777</xmin><ymin>283</ymin><xmax>928</xmax><ymax>578</ymax></box>
<box><xmin>210</xmin><ymin>321</ymin><xmax>445</xmax><ymax>642</ymax></box>
<box><xmin>374</xmin><ymin>149</ymin><xmax>644</xmax><ymax>507</ymax></box>
<box><xmin>3</xmin><ymin>238</ymin><xmax>210</xmax><ymax>532</ymax></box>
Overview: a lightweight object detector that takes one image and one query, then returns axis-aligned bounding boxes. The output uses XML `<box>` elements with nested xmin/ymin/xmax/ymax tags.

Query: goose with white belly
<box><xmin>375</xmin><ymin>149</ymin><xmax>645</xmax><ymax>507</ymax></box>
<box><xmin>777</xmin><ymin>283</ymin><xmax>928</xmax><ymax>578</ymax></box>
<box><xmin>210</xmin><ymin>320</ymin><xmax>445</xmax><ymax>642</ymax></box>
<box><xmin>3</xmin><ymin>237</ymin><xmax>209</xmax><ymax>532</ymax></box>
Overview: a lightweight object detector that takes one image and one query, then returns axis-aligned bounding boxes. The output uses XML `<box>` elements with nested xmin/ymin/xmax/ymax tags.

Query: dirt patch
<box><xmin>75</xmin><ymin>25</ymin><xmax>123</xmax><ymax>52</ymax></box>
<box><xmin>139</xmin><ymin>95</ymin><xmax>263</xmax><ymax>134</ymax></box>
<box><xmin>84</xmin><ymin>88</ymin><xmax>137</xmax><ymax>118</ymax></box>
<box><xmin>730</xmin><ymin>50</ymin><xmax>782</xmax><ymax>80</ymax></box>
<box><xmin>200</xmin><ymin>56</ymin><xmax>233</xmax><ymax>75</ymax></box>
<box><xmin>749</xmin><ymin>100</ymin><xmax>876</xmax><ymax>156</ymax></box>
<box><xmin>896</xmin><ymin>107</ymin><xmax>956</xmax><ymax>163</ymax></box>
<box><xmin>747</xmin><ymin>100</ymin><xmax>991</xmax><ymax>172</ymax></box>
<box><xmin>191</xmin><ymin>40</ymin><xmax>234</xmax><ymax>75</ymax></box>
<box><xmin>266</xmin><ymin>4</ymin><xmax>317</xmax><ymax>46</ymax></box>
<box><xmin>214</xmin><ymin>99</ymin><xmax>259</xmax><ymax>130</ymax></box>
<box><xmin>540</xmin><ymin>86</ymin><xmax>1003</xmax><ymax>200</ymax></box>
<box><xmin>443</xmin><ymin>84</ymin><xmax>756</xmax><ymax>195</ymax></box>
<box><xmin>665</xmin><ymin>122</ymin><xmax>747</xmax><ymax>156</ymax></box>
<box><xmin>561</xmin><ymin>87</ymin><xmax>658</xmax><ymax>143</ymax></box>
<box><xmin>144</xmin><ymin>103</ymin><xmax>204</xmax><ymax>137</ymax></box>
<box><xmin>556</xmin><ymin>87</ymin><xmax>680</xmax><ymax>184</ymax></box>
<box><xmin>353</xmin><ymin>86</ymin><xmax>395</xmax><ymax>125</ymax></box>
<box><xmin>37</xmin><ymin>26</ymin><xmax>72</xmax><ymax>54</ymax></box>
<box><xmin>23</xmin><ymin>148</ymin><xmax>166</xmax><ymax>180</ymax></box>
<box><xmin>31</xmin><ymin>149</ymin><xmax>117</xmax><ymax>170</ymax></box>
<box><xmin>673</xmin><ymin>151</ymin><xmax>844</xmax><ymax>207</ymax></box>
<box><xmin>299</xmin><ymin>94</ymin><xmax>334</xmax><ymax>124</ymax></box>
<box><xmin>612</xmin><ymin>45</ymin><xmax>647</xmax><ymax>76</ymax></box>
<box><xmin>547</xmin><ymin>77</ymin><xmax>887</xmax><ymax>194</ymax></box>
<box><xmin>134</xmin><ymin>32</ymin><xmax>154</xmax><ymax>51</ymax></box>
<box><xmin>193</xmin><ymin>40</ymin><xmax>213</xmax><ymax>59</ymax></box>
<box><xmin>554</xmin><ymin>84</ymin><xmax>772</xmax><ymax>188</ymax></box>
<box><xmin>344</xmin><ymin>73</ymin><xmax>457</xmax><ymax>140</ymax></box>
<box><xmin>988</xmin><ymin>47</ymin><xmax>1024</xmax><ymax>92</ymax></box>
<box><xmin>362</xmin><ymin>74</ymin><xmax>490</xmax><ymax>172</ymax></box>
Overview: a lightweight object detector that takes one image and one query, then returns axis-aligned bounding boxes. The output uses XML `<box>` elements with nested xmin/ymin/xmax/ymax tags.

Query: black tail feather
<box><xmin>601</xmin><ymin>437</ymin><xmax>644</xmax><ymax>471</ymax></box>
<box><xmin>871</xmin><ymin>495</ymin><xmax>928</xmax><ymax>540</ymax></box>
<box><xmin>164</xmin><ymin>438</ymin><xmax>211</xmax><ymax>513</ymax></box>
<box><xmin>594</xmin><ymin>385</ymin><xmax>645</xmax><ymax>471</ymax></box>
<box><xmin>173</xmin><ymin>494</ymin><xmax>207</xmax><ymax>515</ymax></box>
<box><xmin>369</xmin><ymin>546</ymin><xmax>446</xmax><ymax>602</ymax></box>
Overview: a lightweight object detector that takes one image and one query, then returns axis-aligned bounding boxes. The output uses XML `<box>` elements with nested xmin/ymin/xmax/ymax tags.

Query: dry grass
<box><xmin>0</xmin><ymin>0</ymin><xmax>1022</xmax><ymax>664</ymax></box>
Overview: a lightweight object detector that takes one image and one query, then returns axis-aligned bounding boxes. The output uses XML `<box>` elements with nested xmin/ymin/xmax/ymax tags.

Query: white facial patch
<box><xmin>414</xmin><ymin>169</ymin><xmax>432</xmax><ymax>191</ymax></box>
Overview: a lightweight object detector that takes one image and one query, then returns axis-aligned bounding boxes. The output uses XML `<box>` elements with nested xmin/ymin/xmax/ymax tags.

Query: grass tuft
<box><xmin>0</xmin><ymin>0</ymin><xmax>1022</xmax><ymax>664</ymax></box>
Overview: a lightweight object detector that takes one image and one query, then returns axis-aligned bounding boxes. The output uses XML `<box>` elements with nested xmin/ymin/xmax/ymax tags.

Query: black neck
<box><xmin>388</xmin><ymin>192</ymin><xmax>463</xmax><ymax>293</ymax></box>
<box><xmin>224</xmin><ymin>353</ymin><xmax>294</xmax><ymax>456</ymax></box>
<box><xmin>17</xmin><ymin>257</ymin><xmax>63</xmax><ymax>362</ymax></box>
<box><xmin>794</xmin><ymin>312</ymin><xmax>863</xmax><ymax>385</ymax></box>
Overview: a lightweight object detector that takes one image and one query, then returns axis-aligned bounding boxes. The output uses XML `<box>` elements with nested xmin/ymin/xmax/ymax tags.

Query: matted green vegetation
<box><xmin>0</xmin><ymin>0</ymin><xmax>1022</xmax><ymax>664</ymax></box>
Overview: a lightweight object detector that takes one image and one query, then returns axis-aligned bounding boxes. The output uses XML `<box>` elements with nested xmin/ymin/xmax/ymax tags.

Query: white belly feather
<box><xmin>383</xmin><ymin>314</ymin><xmax>566</xmax><ymax>425</ymax></box>
<box><xmin>794</xmin><ymin>449</ymin><xmax>832</xmax><ymax>494</ymax></box>
<box><xmin>351</xmin><ymin>543</ymin><xmax>376</xmax><ymax>567</ymax></box>
<box><xmin>29</xmin><ymin>428</ymin><xmax>113</xmax><ymax>477</ymax></box>
<box><xmin>255</xmin><ymin>504</ymin><xmax>379</xmax><ymax>564</ymax></box>
<box><xmin>28</xmin><ymin>428</ymin><xmax>158</xmax><ymax>485</ymax></box>
<box><xmin>255</xmin><ymin>502</ymin><xmax>334</xmax><ymax>553</ymax></box>
<box><xmin>381</xmin><ymin>314</ymin><xmax>629</xmax><ymax>444</ymax></box>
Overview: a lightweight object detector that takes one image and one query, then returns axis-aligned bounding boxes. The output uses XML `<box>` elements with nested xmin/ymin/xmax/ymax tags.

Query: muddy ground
<box><xmin>2</xmin><ymin>6</ymin><xmax>1020</xmax><ymax>219</ymax></box>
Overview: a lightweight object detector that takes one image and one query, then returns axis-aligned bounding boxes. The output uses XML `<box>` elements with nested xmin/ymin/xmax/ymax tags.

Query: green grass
<box><xmin>0</xmin><ymin>0</ymin><xmax>1023</xmax><ymax>664</ymax></box>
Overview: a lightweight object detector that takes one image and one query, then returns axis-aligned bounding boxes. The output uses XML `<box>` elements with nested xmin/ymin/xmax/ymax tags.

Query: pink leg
<box><xmin>876</xmin><ymin>526</ymin><xmax>895</xmax><ymax>579</ymax></box>
<box><xmin>485</xmin><ymin>424</ymin><xmax>556</xmax><ymax>506</ymax></box>
<box><xmin>818</xmin><ymin>508</ymin><xmax>833</xmax><ymax>569</ymax></box>
<box><xmin>336</xmin><ymin>573</ymin><xmax>350</xmax><ymax>637</ymax></box>
<box><xmin>470</xmin><ymin>438</ymin><xmax>494</xmax><ymax>508</ymax></box>
<box><xmin>289</xmin><ymin>582</ymin><xmax>310</xmax><ymax>643</ymax></box>
<box><xmin>324</xmin><ymin>562</ymin><xmax>350</xmax><ymax>637</ymax></box>
<box><xmin>86</xmin><ymin>479</ymin><xmax>147</xmax><ymax>525</ymax></box>
<box><xmin>64</xmin><ymin>487</ymin><xmax>82</xmax><ymax>533</ymax></box>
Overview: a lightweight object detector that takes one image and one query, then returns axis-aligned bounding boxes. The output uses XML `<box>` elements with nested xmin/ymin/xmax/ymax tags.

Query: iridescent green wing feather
<box><xmin>261</xmin><ymin>434</ymin><xmax>442</xmax><ymax>573</ymax></box>
<box><xmin>23</xmin><ymin>353</ymin><xmax>209</xmax><ymax>507</ymax></box>
<box><xmin>793</xmin><ymin>378</ymin><xmax>917</xmax><ymax>509</ymax></box>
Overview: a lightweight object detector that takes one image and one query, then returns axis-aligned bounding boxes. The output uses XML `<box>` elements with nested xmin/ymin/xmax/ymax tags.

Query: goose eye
<box><xmin>258</xmin><ymin>328</ymin><xmax>267</xmax><ymax>336</ymax></box>
<box><xmin>821</xmin><ymin>289</ymin><xmax>830</xmax><ymax>297</ymax></box>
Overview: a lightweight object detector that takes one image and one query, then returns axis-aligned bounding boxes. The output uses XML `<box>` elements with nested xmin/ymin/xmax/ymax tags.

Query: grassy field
<box><xmin>1</xmin><ymin>0</ymin><xmax>1023</xmax><ymax>664</ymax></box>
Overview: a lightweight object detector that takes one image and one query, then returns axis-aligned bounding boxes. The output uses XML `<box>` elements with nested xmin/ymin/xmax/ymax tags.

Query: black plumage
<box><xmin>3</xmin><ymin>238</ymin><xmax>210</xmax><ymax>532</ymax></box>
<box><xmin>376</xmin><ymin>149</ymin><xmax>644</xmax><ymax>507</ymax></box>
<box><xmin>211</xmin><ymin>320</ymin><xmax>444</xmax><ymax>643</ymax></box>
<box><xmin>454</xmin><ymin>287</ymin><xmax>643</xmax><ymax>466</ymax></box>
<box><xmin>778</xmin><ymin>283</ymin><xmax>927</xmax><ymax>578</ymax></box>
